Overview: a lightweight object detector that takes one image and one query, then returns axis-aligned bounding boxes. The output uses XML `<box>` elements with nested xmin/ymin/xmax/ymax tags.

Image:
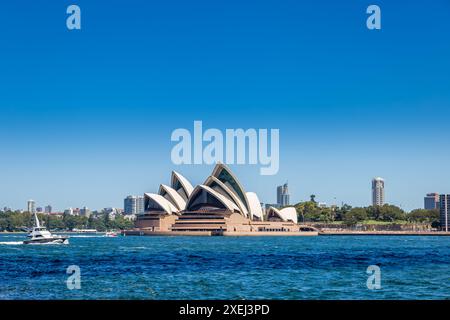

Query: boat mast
<box><xmin>33</xmin><ymin>212</ymin><xmax>41</xmax><ymax>228</ymax></box>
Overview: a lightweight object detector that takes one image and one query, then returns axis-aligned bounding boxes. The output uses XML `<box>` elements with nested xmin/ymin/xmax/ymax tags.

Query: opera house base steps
<box><xmin>124</xmin><ymin>211</ymin><xmax>319</xmax><ymax>236</ymax></box>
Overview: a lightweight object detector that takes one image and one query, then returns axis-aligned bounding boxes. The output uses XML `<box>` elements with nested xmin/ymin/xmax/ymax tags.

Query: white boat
<box><xmin>105</xmin><ymin>231</ymin><xmax>118</xmax><ymax>237</ymax></box>
<box><xmin>23</xmin><ymin>213</ymin><xmax>69</xmax><ymax>245</ymax></box>
<box><xmin>72</xmin><ymin>228</ymin><xmax>98</xmax><ymax>233</ymax></box>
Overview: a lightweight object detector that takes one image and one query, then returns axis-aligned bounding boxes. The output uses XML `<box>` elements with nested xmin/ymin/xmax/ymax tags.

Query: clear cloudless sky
<box><xmin>1</xmin><ymin>0</ymin><xmax>450</xmax><ymax>211</ymax></box>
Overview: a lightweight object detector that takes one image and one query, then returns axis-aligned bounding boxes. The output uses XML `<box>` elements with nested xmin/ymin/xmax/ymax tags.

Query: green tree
<box><xmin>295</xmin><ymin>201</ymin><xmax>335</xmax><ymax>222</ymax></box>
<box><xmin>111</xmin><ymin>215</ymin><xmax>134</xmax><ymax>230</ymax></box>
<box><xmin>344</xmin><ymin>207</ymin><xmax>368</xmax><ymax>225</ymax></box>
<box><xmin>295</xmin><ymin>201</ymin><xmax>320</xmax><ymax>222</ymax></box>
<box><xmin>334</xmin><ymin>203</ymin><xmax>352</xmax><ymax>221</ymax></box>
<box><xmin>408</xmin><ymin>209</ymin><xmax>439</xmax><ymax>223</ymax></box>
<box><xmin>367</xmin><ymin>204</ymin><xmax>406</xmax><ymax>221</ymax></box>
<box><xmin>104</xmin><ymin>213</ymin><xmax>111</xmax><ymax>230</ymax></box>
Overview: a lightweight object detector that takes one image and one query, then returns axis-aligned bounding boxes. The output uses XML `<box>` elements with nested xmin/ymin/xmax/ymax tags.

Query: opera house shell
<box><xmin>131</xmin><ymin>163</ymin><xmax>317</xmax><ymax>236</ymax></box>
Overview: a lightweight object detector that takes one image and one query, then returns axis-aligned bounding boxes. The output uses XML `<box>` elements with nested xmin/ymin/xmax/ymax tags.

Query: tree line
<box><xmin>0</xmin><ymin>211</ymin><xmax>134</xmax><ymax>232</ymax></box>
<box><xmin>294</xmin><ymin>198</ymin><xmax>440</xmax><ymax>227</ymax></box>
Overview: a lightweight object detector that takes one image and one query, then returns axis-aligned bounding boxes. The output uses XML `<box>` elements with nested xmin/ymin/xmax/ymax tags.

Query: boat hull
<box><xmin>23</xmin><ymin>237</ymin><xmax>69</xmax><ymax>245</ymax></box>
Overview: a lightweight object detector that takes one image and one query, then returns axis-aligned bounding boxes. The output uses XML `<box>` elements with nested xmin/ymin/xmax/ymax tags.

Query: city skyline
<box><xmin>3</xmin><ymin>175</ymin><xmax>447</xmax><ymax>213</ymax></box>
<box><xmin>1</xmin><ymin>1</ymin><xmax>450</xmax><ymax>212</ymax></box>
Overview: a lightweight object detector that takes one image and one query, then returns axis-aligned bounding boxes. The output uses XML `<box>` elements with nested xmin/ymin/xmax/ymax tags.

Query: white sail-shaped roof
<box><xmin>144</xmin><ymin>193</ymin><xmax>178</xmax><ymax>215</ymax></box>
<box><xmin>203</xmin><ymin>176</ymin><xmax>249</xmax><ymax>217</ymax></box>
<box><xmin>171</xmin><ymin>171</ymin><xmax>194</xmax><ymax>201</ymax></box>
<box><xmin>158</xmin><ymin>184</ymin><xmax>187</xmax><ymax>211</ymax></box>
<box><xmin>211</xmin><ymin>163</ymin><xmax>250</xmax><ymax>212</ymax></box>
<box><xmin>279</xmin><ymin>207</ymin><xmax>298</xmax><ymax>224</ymax></box>
<box><xmin>267</xmin><ymin>206</ymin><xmax>298</xmax><ymax>223</ymax></box>
<box><xmin>246</xmin><ymin>192</ymin><xmax>263</xmax><ymax>221</ymax></box>
<box><xmin>185</xmin><ymin>185</ymin><xmax>240</xmax><ymax>212</ymax></box>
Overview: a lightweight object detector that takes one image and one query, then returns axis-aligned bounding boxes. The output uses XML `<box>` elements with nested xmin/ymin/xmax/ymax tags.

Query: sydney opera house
<box><xmin>126</xmin><ymin>163</ymin><xmax>318</xmax><ymax>236</ymax></box>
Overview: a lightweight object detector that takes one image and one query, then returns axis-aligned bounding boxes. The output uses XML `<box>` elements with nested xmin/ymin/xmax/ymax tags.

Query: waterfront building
<box><xmin>133</xmin><ymin>163</ymin><xmax>317</xmax><ymax>236</ymax></box>
<box><xmin>372</xmin><ymin>177</ymin><xmax>385</xmax><ymax>206</ymax></box>
<box><xmin>49</xmin><ymin>212</ymin><xmax>64</xmax><ymax>217</ymax></box>
<box><xmin>124</xmin><ymin>195</ymin><xmax>145</xmax><ymax>215</ymax></box>
<box><xmin>27</xmin><ymin>200</ymin><xmax>36</xmax><ymax>214</ymax></box>
<box><xmin>44</xmin><ymin>205</ymin><xmax>52</xmax><ymax>214</ymax></box>
<box><xmin>277</xmin><ymin>183</ymin><xmax>290</xmax><ymax>207</ymax></box>
<box><xmin>424</xmin><ymin>193</ymin><xmax>439</xmax><ymax>210</ymax></box>
<box><xmin>439</xmin><ymin>194</ymin><xmax>450</xmax><ymax>232</ymax></box>
<box><xmin>64</xmin><ymin>208</ymin><xmax>74</xmax><ymax>216</ymax></box>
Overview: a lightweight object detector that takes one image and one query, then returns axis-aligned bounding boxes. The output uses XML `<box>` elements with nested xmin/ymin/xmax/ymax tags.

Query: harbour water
<box><xmin>0</xmin><ymin>234</ymin><xmax>449</xmax><ymax>300</ymax></box>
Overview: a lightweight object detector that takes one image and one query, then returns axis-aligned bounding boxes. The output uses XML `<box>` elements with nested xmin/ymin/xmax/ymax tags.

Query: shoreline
<box><xmin>2</xmin><ymin>230</ymin><xmax>449</xmax><ymax>236</ymax></box>
<box><xmin>121</xmin><ymin>229</ymin><xmax>450</xmax><ymax>237</ymax></box>
<box><xmin>319</xmin><ymin>230</ymin><xmax>450</xmax><ymax>236</ymax></box>
<box><xmin>0</xmin><ymin>231</ymin><xmax>105</xmax><ymax>234</ymax></box>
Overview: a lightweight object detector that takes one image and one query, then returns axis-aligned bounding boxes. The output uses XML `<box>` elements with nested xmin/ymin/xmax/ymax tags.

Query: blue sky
<box><xmin>1</xmin><ymin>0</ymin><xmax>450</xmax><ymax>211</ymax></box>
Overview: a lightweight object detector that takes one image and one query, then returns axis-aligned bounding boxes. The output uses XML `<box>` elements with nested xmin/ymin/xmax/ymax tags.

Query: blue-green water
<box><xmin>0</xmin><ymin>234</ymin><xmax>449</xmax><ymax>300</ymax></box>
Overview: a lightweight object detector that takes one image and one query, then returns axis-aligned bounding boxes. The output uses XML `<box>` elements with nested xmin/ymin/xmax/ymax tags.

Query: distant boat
<box><xmin>105</xmin><ymin>231</ymin><xmax>118</xmax><ymax>237</ymax></box>
<box><xmin>72</xmin><ymin>228</ymin><xmax>98</xmax><ymax>233</ymax></box>
<box><xmin>23</xmin><ymin>213</ymin><xmax>69</xmax><ymax>245</ymax></box>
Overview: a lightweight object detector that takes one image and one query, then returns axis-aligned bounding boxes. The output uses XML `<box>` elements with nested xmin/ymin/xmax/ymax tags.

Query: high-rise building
<box><xmin>44</xmin><ymin>205</ymin><xmax>52</xmax><ymax>214</ymax></box>
<box><xmin>137</xmin><ymin>196</ymin><xmax>144</xmax><ymax>214</ymax></box>
<box><xmin>424</xmin><ymin>193</ymin><xmax>439</xmax><ymax>210</ymax></box>
<box><xmin>124</xmin><ymin>195</ymin><xmax>144</xmax><ymax>215</ymax></box>
<box><xmin>80</xmin><ymin>206</ymin><xmax>91</xmax><ymax>217</ymax></box>
<box><xmin>371</xmin><ymin>177</ymin><xmax>385</xmax><ymax>206</ymax></box>
<box><xmin>439</xmin><ymin>194</ymin><xmax>450</xmax><ymax>232</ymax></box>
<box><xmin>277</xmin><ymin>183</ymin><xmax>290</xmax><ymax>207</ymax></box>
<box><xmin>124</xmin><ymin>196</ymin><xmax>136</xmax><ymax>215</ymax></box>
<box><xmin>27</xmin><ymin>200</ymin><xmax>36</xmax><ymax>214</ymax></box>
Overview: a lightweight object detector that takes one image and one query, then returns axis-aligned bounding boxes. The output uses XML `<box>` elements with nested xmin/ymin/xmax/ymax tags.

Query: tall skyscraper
<box><xmin>424</xmin><ymin>193</ymin><xmax>439</xmax><ymax>210</ymax></box>
<box><xmin>276</xmin><ymin>186</ymin><xmax>282</xmax><ymax>205</ymax></box>
<box><xmin>372</xmin><ymin>177</ymin><xmax>385</xmax><ymax>206</ymax></box>
<box><xmin>44</xmin><ymin>205</ymin><xmax>52</xmax><ymax>214</ymax></box>
<box><xmin>124</xmin><ymin>195</ymin><xmax>136</xmax><ymax>215</ymax></box>
<box><xmin>124</xmin><ymin>195</ymin><xmax>144</xmax><ymax>215</ymax></box>
<box><xmin>277</xmin><ymin>183</ymin><xmax>290</xmax><ymax>207</ymax></box>
<box><xmin>137</xmin><ymin>196</ymin><xmax>144</xmax><ymax>214</ymax></box>
<box><xmin>27</xmin><ymin>200</ymin><xmax>36</xmax><ymax>214</ymax></box>
<box><xmin>439</xmin><ymin>194</ymin><xmax>449</xmax><ymax>232</ymax></box>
